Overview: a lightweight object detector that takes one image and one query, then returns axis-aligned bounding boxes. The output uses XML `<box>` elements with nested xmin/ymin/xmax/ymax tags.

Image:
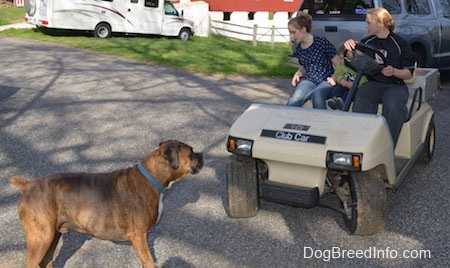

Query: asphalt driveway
<box><xmin>0</xmin><ymin>36</ymin><xmax>448</xmax><ymax>268</ymax></box>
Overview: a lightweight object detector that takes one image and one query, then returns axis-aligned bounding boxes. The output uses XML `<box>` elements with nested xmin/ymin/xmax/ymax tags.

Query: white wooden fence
<box><xmin>14</xmin><ymin>0</ymin><xmax>24</xmax><ymax>7</ymax></box>
<box><xmin>210</xmin><ymin>20</ymin><xmax>291</xmax><ymax>47</ymax></box>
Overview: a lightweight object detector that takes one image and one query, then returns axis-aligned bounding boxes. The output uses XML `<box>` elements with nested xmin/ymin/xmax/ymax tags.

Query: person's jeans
<box><xmin>312</xmin><ymin>85</ymin><xmax>349</xmax><ymax>109</ymax></box>
<box><xmin>287</xmin><ymin>80</ymin><xmax>331</xmax><ymax>107</ymax></box>
<box><xmin>311</xmin><ymin>85</ymin><xmax>333</xmax><ymax>109</ymax></box>
<box><xmin>353</xmin><ymin>81</ymin><xmax>408</xmax><ymax>146</ymax></box>
<box><xmin>330</xmin><ymin>85</ymin><xmax>349</xmax><ymax>100</ymax></box>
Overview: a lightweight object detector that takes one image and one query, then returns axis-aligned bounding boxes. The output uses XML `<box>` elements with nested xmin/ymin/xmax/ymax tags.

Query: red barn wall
<box><xmin>189</xmin><ymin>0</ymin><xmax>302</xmax><ymax>12</ymax></box>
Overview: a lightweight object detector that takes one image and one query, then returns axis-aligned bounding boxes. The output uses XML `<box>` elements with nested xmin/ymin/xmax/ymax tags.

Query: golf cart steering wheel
<box><xmin>344</xmin><ymin>43</ymin><xmax>387</xmax><ymax>76</ymax></box>
<box><xmin>341</xmin><ymin>43</ymin><xmax>387</xmax><ymax>112</ymax></box>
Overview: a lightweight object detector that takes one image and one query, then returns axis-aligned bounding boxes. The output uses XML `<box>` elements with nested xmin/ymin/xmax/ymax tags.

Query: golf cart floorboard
<box><xmin>394</xmin><ymin>154</ymin><xmax>422</xmax><ymax>187</ymax></box>
<box><xmin>395</xmin><ymin>157</ymin><xmax>409</xmax><ymax>176</ymax></box>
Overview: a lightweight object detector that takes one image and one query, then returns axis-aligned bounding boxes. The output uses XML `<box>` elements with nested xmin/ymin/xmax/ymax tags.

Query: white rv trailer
<box><xmin>24</xmin><ymin>0</ymin><xmax>194</xmax><ymax>40</ymax></box>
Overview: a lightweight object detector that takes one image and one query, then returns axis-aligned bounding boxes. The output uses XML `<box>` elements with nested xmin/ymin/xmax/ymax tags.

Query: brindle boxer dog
<box><xmin>9</xmin><ymin>140</ymin><xmax>203</xmax><ymax>268</ymax></box>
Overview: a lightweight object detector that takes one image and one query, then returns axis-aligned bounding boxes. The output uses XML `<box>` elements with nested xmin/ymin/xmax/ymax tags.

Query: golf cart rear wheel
<box><xmin>341</xmin><ymin>172</ymin><xmax>387</xmax><ymax>236</ymax></box>
<box><xmin>420</xmin><ymin>116</ymin><xmax>435</xmax><ymax>162</ymax></box>
<box><xmin>226</xmin><ymin>155</ymin><xmax>259</xmax><ymax>218</ymax></box>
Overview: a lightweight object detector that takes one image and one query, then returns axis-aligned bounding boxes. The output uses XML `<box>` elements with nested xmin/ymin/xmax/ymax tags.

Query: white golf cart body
<box><xmin>226</xmin><ymin>67</ymin><xmax>438</xmax><ymax>236</ymax></box>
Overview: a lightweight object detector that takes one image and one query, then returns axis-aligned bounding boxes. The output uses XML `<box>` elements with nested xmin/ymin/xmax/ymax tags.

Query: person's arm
<box><xmin>381</xmin><ymin>65</ymin><xmax>413</xmax><ymax>80</ymax></box>
<box><xmin>339</xmin><ymin>79</ymin><xmax>353</xmax><ymax>89</ymax></box>
<box><xmin>291</xmin><ymin>65</ymin><xmax>307</xmax><ymax>87</ymax></box>
<box><xmin>327</xmin><ymin>76</ymin><xmax>337</xmax><ymax>86</ymax></box>
<box><xmin>332</xmin><ymin>64</ymin><xmax>347</xmax><ymax>86</ymax></box>
<box><xmin>389</xmin><ymin>36</ymin><xmax>416</xmax><ymax>81</ymax></box>
<box><xmin>331</xmin><ymin>55</ymin><xmax>341</xmax><ymax>70</ymax></box>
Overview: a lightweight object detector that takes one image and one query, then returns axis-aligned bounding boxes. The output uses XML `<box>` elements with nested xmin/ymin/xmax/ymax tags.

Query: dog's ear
<box><xmin>163</xmin><ymin>144</ymin><xmax>180</xmax><ymax>169</ymax></box>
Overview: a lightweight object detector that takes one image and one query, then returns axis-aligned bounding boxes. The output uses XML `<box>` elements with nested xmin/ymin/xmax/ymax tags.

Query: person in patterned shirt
<box><xmin>287</xmin><ymin>13</ymin><xmax>336</xmax><ymax>107</ymax></box>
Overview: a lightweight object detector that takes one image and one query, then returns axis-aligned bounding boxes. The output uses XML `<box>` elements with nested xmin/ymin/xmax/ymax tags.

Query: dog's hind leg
<box><xmin>21</xmin><ymin>218</ymin><xmax>59</xmax><ymax>268</ymax></box>
<box><xmin>39</xmin><ymin>232</ymin><xmax>62</xmax><ymax>268</ymax></box>
<box><xmin>129</xmin><ymin>232</ymin><xmax>155</xmax><ymax>268</ymax></box>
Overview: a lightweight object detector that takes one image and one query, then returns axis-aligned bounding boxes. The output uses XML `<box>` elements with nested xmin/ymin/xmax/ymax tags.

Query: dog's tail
<box><xmin>9</xmin><ymin>176</ymin><xmax>30</xmax><ymax>192</ymax></box>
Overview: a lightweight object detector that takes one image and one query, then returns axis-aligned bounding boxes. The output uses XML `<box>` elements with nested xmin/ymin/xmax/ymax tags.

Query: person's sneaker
<box><xmin>334</xmin><ymin>97</ymin><xmax>344</xmax><ymax>110</ymax></box>
<box><xmin>327</xmin><ymin>97</ymin><xmax>344</xmax><ymax>110</ymax></box>
<box><xmin>327</xmin><ymin>98</ymin><xmax>338</xmax><ymax>110</ymax></box>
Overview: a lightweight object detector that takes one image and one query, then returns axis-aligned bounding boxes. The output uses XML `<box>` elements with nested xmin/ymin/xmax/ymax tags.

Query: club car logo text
<box><xmin>261</xmin><ymin>129</ymin><xmax>326</xmax><ymax>144</ymax></box>
<box><xmin>276</xmin><ymin>131</ymin><xmax>310</xmax><ymax>142</ymax></box>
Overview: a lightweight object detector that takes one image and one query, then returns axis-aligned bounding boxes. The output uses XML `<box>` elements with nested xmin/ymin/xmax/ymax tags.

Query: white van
<box><xmin>24</xmin><ymin>0</ymin><xmax>194</xmax><ymax>40</ymax></box>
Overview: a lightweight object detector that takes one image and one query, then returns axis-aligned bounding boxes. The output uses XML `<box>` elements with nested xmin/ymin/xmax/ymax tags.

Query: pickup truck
<box><xmin>296</xmin><ymin>0</ymin><xmax>450</xmax><ymax>68</ymax></box>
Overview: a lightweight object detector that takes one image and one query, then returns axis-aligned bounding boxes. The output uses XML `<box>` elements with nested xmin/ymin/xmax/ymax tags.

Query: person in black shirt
<box><xmin>344</xmin><ymin>7</ymin><xmax>416</xmax><ymax>147</ymax></box>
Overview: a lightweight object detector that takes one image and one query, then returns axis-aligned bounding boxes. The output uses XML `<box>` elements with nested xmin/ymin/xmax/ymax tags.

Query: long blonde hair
<box><xmin>368</xmin><ymin>8</ymin><xmax>395</xmax><ymax>32</ymax></box>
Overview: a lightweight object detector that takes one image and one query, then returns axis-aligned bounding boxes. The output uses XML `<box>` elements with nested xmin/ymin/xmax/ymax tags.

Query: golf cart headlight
<box><xmin>333</xmin><ymin>153</ymin><xmax>353</xmax><ymax>165</ymax></box>
<box><xmin>227</xmin><ymin>136</ymin><xmax>253</xmax><ymax>156</ymax></box>
<box><xmin>326</xmin><ymin>151</ymin><xmax>362</xmax><ymax>171</ymax></box>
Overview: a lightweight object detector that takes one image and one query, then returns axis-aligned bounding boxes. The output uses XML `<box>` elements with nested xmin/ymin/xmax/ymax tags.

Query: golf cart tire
<box><xmin>343</xmin><ymin>171</ymin><xmax>388</xmax><ymax>236</ymax></box>
<box><xmin>420</xmin><ymin>116</ymin><xmax>435</xmax><ymax>163</ymax></box>
<box><xmin>226</xmin><ymin>155</ymin><xmax>259</xmax><ymax>218</ymax></box>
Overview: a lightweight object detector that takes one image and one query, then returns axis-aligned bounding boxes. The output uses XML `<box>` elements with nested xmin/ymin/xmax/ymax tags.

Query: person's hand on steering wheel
<box><xmin>344</xmin><ymin>39</ymin><xmax>358</xmax><ymax>51</ymax></box>
<box><xmin>381</xmin><ymin>65</ymin><xmax>395</xmax><ymax>77</ymax></box>
<box><xmin>343</xmin><ymin>42</ymin><xmax>387</xmax><ymax>76</ymax></box>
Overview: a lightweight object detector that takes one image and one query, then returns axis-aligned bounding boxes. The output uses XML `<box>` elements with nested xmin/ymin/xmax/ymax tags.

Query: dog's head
<box><xmin>144</xmin><ymin>140</ymin><xmax>203</xmax><ymax>185</ymax></box>
<box><xmin>160</xmin><ymin>140</ymin><xmax>203</xmax><ymax>175</ymax></box>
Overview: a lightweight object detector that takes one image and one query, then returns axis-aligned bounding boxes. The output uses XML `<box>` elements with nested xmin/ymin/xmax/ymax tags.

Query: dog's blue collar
<box><xmin>137</xmin><ymin>162</ymin><xmax>167</xmax><ymax>193</ymax></box>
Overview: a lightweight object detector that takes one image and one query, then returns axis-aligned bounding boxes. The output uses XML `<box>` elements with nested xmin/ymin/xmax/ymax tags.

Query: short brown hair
<box><xmin>288</xmin><ymin>12</ymin><xmax>312</xmax><ymax>33</ymax></box>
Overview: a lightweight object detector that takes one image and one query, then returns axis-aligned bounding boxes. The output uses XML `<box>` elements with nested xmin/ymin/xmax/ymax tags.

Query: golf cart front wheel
<box><xmin>226</xmin><ymin>155</ymin><xmax>259</xmax><ymax>218</ymax></box>
<box><xmin>341</xmin><ymin>172</ymin><xmax>387</xmax><ymax>236</ymax></box>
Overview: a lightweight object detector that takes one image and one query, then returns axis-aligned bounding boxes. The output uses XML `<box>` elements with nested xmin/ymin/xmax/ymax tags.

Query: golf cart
<box><xmin>225</xmin><ymin>44</ymin><xmax>438</xmax><ymax>236</ymax></box>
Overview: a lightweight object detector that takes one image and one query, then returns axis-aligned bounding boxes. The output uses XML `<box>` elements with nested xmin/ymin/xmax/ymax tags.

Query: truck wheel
<box><xmin>178</xmin><ymin>28</ymin><xmax>191</xmax><ymax>41</ymax></box>
<box><xmin>340</xmin><ymin>172</ymin><xmax>387</xmax><ymax>236</ymax></box>
<box><xmin>420</xmin><ymin>116</ymin><xmax>435</xmax><ymax>162</ymax></box>
<box><xmin>94</xmin><ymin>23</ymin><xmax>111</xmax><ymax>38</ymax></box>
<box><xmin>226</xmin><ymin>155</ymin><xmax>259</xmax><ymax>218</ymax></box>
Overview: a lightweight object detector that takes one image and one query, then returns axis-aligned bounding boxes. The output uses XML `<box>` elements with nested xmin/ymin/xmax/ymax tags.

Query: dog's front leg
<box><xmin>129</xmin><ymin>232</ymin><xmax>155</xmax><ymax>268</ymax></box>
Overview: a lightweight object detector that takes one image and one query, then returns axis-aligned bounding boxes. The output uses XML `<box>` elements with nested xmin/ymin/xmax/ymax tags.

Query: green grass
<box><xmin>0</xmin><ymin>6</ymin><xmax>25</xmax><ymax>25</ymax></box>
<box><xmin>0</xmin><ymin>7</ymin><xmax>295</xmax><ymax>78</ymax></box>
